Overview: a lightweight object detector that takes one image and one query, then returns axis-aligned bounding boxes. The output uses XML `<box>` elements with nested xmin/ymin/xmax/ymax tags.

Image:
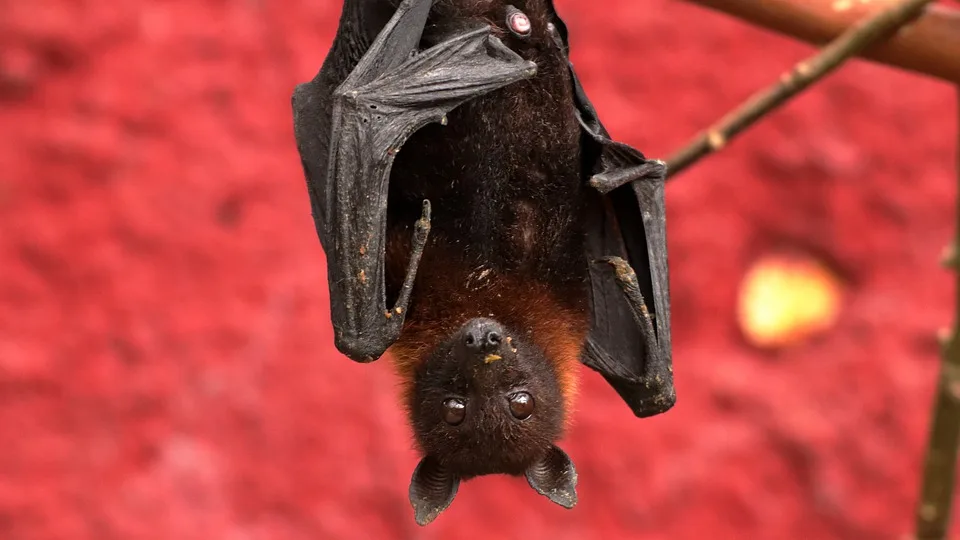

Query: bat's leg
<box><xmin>596</xmin><ymin>255</ymin><xmax>676</xmax><ymax>415</ymax></box>
<box><xmin>391</xmin><ymin>200</ymin><xmax>431</xmax><ymax>316</ymax></box>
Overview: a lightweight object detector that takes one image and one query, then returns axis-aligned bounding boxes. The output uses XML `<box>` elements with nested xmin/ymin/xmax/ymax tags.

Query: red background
<box><xmin>1</xmin><ymin>1</ymin><xmax>958</xmax><ymax>539</ymax></box>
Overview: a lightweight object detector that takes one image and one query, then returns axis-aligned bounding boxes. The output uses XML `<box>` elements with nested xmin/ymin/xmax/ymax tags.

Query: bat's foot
<box><xmin>596</xmin><ymin>255</ymin><xmax>676</xmax><ymax>418</ymax></box>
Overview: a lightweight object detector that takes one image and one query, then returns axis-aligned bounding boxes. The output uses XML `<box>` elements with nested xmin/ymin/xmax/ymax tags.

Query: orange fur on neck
<box><xmin>387</xmin><ymin>234</ymin><xmax>588</xmax><ymax>428</ymax></box>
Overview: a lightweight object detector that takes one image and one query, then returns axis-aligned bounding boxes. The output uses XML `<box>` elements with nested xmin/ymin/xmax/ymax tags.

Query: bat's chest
<box><xmin>389</xmin><ymin>50</ymin><xmax>586</xmax><ymax>276</ymax></box>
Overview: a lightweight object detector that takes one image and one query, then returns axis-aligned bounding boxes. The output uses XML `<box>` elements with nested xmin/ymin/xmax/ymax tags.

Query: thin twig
<box><xmin>665</xmin><ymin>0</ymin><xmax>936</xmax><ymax>179</ymax></box>
<box><xmin>682</xmin><ymin>0</ymin><xmax>960</xmax><ymax>83</ymax></box>
<box><xmin>915</xmin><ymin>86</ymin><xmax>960</xmax><ymax>540</ymax></box>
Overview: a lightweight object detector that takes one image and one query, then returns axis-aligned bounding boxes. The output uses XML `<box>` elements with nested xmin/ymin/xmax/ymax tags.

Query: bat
<box><xmin>291</xmin><ymin>0</ymin><xmax>674</xmax><ymax>526</ymax></box>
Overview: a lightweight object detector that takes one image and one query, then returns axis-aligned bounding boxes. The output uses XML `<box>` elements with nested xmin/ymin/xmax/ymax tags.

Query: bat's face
<box><xmin>412</xmin><ymin>317</ymin><xmax>564</xmax><ymax>475</ymax></box>
<box><xmin>407</xmin><ymin>318</ymin><xmax>578</xmax><ymax>525</ymax></box>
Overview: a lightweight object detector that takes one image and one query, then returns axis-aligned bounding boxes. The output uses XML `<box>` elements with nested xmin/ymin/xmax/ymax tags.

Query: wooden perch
<box><xmin>915</xmin><ymin>87</ymin><xmax>960</xmax><ymax>540</ymax></box>
<box><xmin>684</xmin><ymin>0</ymin><xmax>960</xmax><ymax>83</ymax></box>
<box><xmin>666</xmin><ymin>0</ymin><xmax>936</xmax><ymax>178</ymax></box>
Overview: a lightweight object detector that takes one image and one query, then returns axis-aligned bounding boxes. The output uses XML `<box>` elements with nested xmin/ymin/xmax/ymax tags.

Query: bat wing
<box><xmin>547</xmin><ymin>5</ymin><xmax>675</xmax><ymax>418</ymax></box>
<box><xmin>292</xmin><ymin>0</ymin><xmax>537</xmax><ymax>362</ymax></box>
<box><xmin>578</xmin><ymin>92</ymin><xmax>675</xmax><ymax>418</ymax></box>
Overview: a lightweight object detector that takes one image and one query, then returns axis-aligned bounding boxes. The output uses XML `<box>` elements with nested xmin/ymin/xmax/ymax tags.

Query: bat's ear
<box><xmin>525</xmin><ymin>445</ymin><xmax>578</xmax><ymax>509</ymax></box>
<box><xmin>409</xmin><ymin>455</ymin><xmax>460</xmax><ymax>526</ymax></box>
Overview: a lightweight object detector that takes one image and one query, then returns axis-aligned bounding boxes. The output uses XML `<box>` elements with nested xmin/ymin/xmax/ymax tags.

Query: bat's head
<box><xmin>407</xmin><ymin>317</ymin><xmax>578</xmax><ymax>525</ymax></box>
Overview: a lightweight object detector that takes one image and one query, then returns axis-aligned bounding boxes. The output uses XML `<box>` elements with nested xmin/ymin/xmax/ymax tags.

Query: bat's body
<box><xmin>386</xmin><ymin>0</ymin><xmax>588</xmax><ymax>415</ymax></box>
<box><xmin>292</xmin><ymin>0</ymin><xmax>675</xmax><ymax>525</ymax></box>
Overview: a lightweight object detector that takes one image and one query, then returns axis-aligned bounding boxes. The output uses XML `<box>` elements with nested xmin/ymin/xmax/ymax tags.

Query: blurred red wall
<box><xmin>1</xmin><ymin>1</ymin><xmax>957</xmax><ymax>539</ymax></box>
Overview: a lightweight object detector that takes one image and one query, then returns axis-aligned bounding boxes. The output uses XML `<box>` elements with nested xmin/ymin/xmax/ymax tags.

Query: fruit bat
<box><xmin>291</xmin><ymin>0</ymin><xmax>674</xmax><ymax>526</ymax></box>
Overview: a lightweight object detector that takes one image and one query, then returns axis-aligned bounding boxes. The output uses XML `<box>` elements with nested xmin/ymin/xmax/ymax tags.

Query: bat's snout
<box><xmin>461</xmin><ymin>317</ymin><xmax>504</xmax><ymax>355</ymax></box>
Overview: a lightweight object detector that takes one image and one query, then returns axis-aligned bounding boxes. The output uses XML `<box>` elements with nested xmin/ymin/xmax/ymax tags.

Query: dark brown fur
<box><xmin>384</xmin><ymin>0</ymin><xmax>589</xmax><ymax>471</ymax></box>
<box><xmin>386</xmin><ymin>234</ymin><xmax>588</xmax><ymax>420</ymax></box>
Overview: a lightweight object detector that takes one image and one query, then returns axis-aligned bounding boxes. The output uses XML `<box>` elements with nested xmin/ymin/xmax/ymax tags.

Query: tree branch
<box><xmin>665</xmin><ymin>0</ymin><xmax>936</xmax><ymax>179</ymax></box>
<box><xmin>682</xmin><ymin>0</ymin><xmax>960</xmax><ymax>84</ymax></box>
<box><xmin>915</xmin><ymin>86</ymin><xmax>960</xmax><ymax>540</ymax></box>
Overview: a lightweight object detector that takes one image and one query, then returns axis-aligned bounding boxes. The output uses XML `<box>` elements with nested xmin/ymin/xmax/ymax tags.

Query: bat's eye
<box><xmin>442</xmin><ymin>398</ymin><xmax>466</xmax><ymax>426</ymax></box>
<box><xmin>506</xmin><ymin>7</ymin><xmax>532</xmax><ymax>37</ymax></box>
<box><xmin>508</xmin><ymin>392</ymin><xmax>534</xmax><ymax>420</ymax></box>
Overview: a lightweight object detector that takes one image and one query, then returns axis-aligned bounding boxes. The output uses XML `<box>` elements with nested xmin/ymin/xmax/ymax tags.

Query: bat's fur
<box><xmin>384</xmin><ymin>0</ymin><xmax>589</xmax><ymax>475</ymax></box>
<box><xmin>386</xmin><ymin>234</ymin><xmax>588</xmax><ymax>419</ymax></box>
<box><xmin>293</xmin><ymin>0</ymin><xmax>674</xmax><ymax>523</ymax></box>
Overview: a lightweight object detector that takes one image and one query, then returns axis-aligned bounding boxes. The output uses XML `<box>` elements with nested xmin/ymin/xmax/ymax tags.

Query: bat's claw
<box><xmin>588</xmin><ymin>159</ymin><xmax>667</xmax><ymax>195</ymax></box>
<box><xmin>595</xmin><ymin>256</ymin><xmax>637</xmax><ymax>285</ymax></box>
<box><xmin>414</xmin><ymin>199</ymin><xmax>432</xmax><ymax>241</ymax></box>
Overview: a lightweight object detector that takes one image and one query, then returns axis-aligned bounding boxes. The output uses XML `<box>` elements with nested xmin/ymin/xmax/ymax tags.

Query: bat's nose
<box><xmin>462</xmin><ymin>318</ymin><xmax>504</xmax><ymax>354</ymax></box>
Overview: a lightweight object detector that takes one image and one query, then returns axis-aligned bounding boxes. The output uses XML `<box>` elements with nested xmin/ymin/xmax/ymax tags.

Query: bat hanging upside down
<box><xmin>292</xmin><ymin>0</ymin><xmax>675</xmax><ymax>526</ymax></box>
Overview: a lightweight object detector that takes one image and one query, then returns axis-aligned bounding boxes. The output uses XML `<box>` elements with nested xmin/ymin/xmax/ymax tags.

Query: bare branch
<box><xmin>666</xmin><ymin>0</ymin><xmax>937</xmax><ymax>179</ymax></box>
<box><xmin>683</xmin><ymin>0</ymin><xmax>960</xmax><ymax>83</ymax></box>
<box><xmin>915</xmin><ymin>85</ymin><xmax>960</xmax><ymax>540</ymax></box>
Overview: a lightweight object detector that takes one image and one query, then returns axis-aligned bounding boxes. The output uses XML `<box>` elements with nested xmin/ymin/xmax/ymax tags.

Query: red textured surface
<box><xmin>1</xmin><ymin>1</ymin><xmax>957</xmax><ymax>539</ymax></box>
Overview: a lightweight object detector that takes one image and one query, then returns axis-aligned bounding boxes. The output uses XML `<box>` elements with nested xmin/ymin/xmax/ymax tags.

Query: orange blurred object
<box><xmin>737</xmin><ymin>254</ymin><xmax>844</xmax><ymax>348</ymax></box>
